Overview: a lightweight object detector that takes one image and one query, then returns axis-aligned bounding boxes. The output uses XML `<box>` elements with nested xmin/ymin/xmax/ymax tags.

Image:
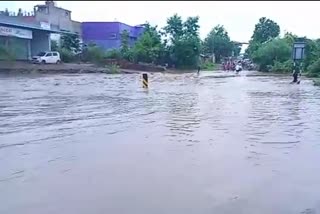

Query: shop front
<box><xmin>0</xmin><ymin>25</ymin><xmax>32</xmax><ymax>60</ymax></box>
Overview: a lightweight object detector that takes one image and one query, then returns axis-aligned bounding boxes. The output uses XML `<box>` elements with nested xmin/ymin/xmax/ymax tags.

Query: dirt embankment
<box><xmin>0</xmin><ymin>61</ymin><xmax>111</xmax><ymax>74</ymax></box>
<box><xmin>0</xmin><ymin>60</ymin><xmax>168</xmax><ymax>74</ymax></box>
<box><xmin>105</xmin><ymin>59</ymin><xmax>166</xmax><ymax>72</ymax></box>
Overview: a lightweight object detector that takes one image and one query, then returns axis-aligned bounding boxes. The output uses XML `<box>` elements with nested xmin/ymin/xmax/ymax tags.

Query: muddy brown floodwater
<box><xmin>1</xmin><ymin>71</ymin><xmax>320</xmax><ymax>214</ymax></box>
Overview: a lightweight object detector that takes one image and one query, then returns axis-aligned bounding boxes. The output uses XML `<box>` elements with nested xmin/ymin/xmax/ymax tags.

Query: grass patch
<box><xmin>200</xmin><ymin>62</ymin><xmax>218</xmax><ymax>71</ymax></box>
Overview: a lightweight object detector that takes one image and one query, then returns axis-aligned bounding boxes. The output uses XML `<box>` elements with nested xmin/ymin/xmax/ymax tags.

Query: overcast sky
<box><xmin>1</xmin><ymin>1</ymin><xmax>320</xmax><ymax>43</ymax></box>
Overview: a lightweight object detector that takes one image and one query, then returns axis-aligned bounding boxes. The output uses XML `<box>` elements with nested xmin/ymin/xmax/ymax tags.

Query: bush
<box><xmin>81</xmin><ymin>46</ymin><xmax>105</xmax><ymax>64</ymax></box>
<box><xmin>59</xmin><ymin>48</ymin><xmax>75</xmax><ymax>63</ymax></box>
<box><xmin>307</xmin><ymin>59</ymin><xmax>320</xmax><ymax>77</ymax></box>
<box><xmin>105</xmin><ymin>49</ymin><xmax>122</xmax><ymax>59</ymax></box>
<box><xmin>270</xmin><ymin>60</ymin><xmax>293</xmax><ymax>73</ymax></box>
<box><xmin>252</xmin><ymin>38</ymin><xmax>291</xmax><ymax>72</ymax></box>
<box><xmin>105</xmin><ymin>64</ymin><xmax>120</xmax><ymax>74</ymax></box>
<box><xmin>200</xmin><ymin>62</ymin><xmax>217</xmax><ymax>70</ymax></box>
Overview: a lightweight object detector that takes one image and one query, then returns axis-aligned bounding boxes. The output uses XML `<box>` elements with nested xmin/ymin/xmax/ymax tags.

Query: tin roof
<box><xmin>0</xmin><ymin>15</ymin><xmax>74</xmax><ymax>34</ymax></box>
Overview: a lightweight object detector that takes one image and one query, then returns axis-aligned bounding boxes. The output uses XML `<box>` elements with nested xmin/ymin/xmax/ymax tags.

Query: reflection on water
<box><xmin>1</xmin><ymin>72</ymin><xmax>320</xmax><ymax>214</ymax></box>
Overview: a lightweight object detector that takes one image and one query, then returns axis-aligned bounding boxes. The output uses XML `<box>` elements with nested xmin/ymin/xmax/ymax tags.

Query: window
<box><xmin>46</xmin><ymin>53</ymin><xmax>52</xmax><ymax>57</ymax></box>
<box><xmin>52</xmin><ymin>52</ymin><xmax>58</xmax><ymax>56</ymax></box>
<box><xmin>109</xmin><ymin>33</ymin><xmax>117</xmax><ymax>39</ymax></box>
<box><xmin>37</xmin><ymin>52</ymin><xmax>46</xmax><ymax>56</ymax></box>
<box><xmin>65</xmin><ymin>11</ymin><xmax>69</xmax><ymax>17</ymax></box>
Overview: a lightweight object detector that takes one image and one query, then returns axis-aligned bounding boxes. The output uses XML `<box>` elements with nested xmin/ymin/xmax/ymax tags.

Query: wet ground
<box><xmin>1</xmin><ymin>71</ymin><xmax>320</xmax><ymax>214</ymax></box>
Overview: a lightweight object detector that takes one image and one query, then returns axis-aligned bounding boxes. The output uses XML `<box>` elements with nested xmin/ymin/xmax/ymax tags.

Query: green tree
<box><xmin>51</xmin><ymin>40</ymin><xmax>59</xmax><ymax>51</ymax></box>
<box><xmin>163</xmin><ymin>14</ymin><xmax>184</xmax><ymax>42</ymax></box>
<box><xmin>246</xmin><ymin>17</ymin><xmax>280</xmax><ymax>58</ymax></box>
<box><xmin>163</xmin><ymin>14</ymin><xmax>201</xmax><ymax>68</ymax></box>
<box><xmin>203</xmin><ymin>25</ymin><xmax>233</xmax><ymax>63</ymax></box>
<box><xmin>132</xmin><ymin>23</ymin><xmax>164</xmax><ymax>64</ymax></box>
<box><xmin>252</xmin><ymin>38</ymin><xmax>291</xmax><ymax>71</ymax></box>
<box><xmin>251</xmin><ymin>17</ymin><xmax>280</xmax><ymax>43</ymax></box>
<box><xmin>120</xmin><ymin>30</ymin><xmax>131</xmax><ymax>60</ymax></box>
<box><xmin>60</xmin><ymin>33</ymin><xmax>80</xmax><ymax>53</ymax></box>
<box><xmin>232</xmin><ymin>42</ymin><xmax>242</xmax><ymax>57</ymax></box>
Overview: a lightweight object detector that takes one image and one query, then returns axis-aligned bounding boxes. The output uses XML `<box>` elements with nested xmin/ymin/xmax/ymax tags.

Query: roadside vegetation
<box><xmin>245</xmin><ymin>17</ymin><xmax>320</xmax><ymax>83</ymax></box>
<box><xmin>50</xmin><ymin>14</ymin><xmax>239</xmax><ymax>71</ymax></box>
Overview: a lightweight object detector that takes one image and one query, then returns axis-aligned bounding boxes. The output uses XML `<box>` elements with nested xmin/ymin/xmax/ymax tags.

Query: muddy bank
<box><xmin>0</xmin><ymin>61</ymin><xmax>116</xmax><ymax>74</ymax></box>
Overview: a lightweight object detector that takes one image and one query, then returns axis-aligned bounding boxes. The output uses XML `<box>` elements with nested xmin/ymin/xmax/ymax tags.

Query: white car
<box><xmin>32</xmin><ymin>51</ymin><xmax>61</xmax><ymax>64</ymax></box>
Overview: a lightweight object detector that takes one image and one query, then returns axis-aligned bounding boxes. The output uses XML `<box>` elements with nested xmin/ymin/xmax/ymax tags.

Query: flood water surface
<box><xmin>1</xmin><ymin>72</ymin><xmax>320</xmax><ymax>214</ymax></box>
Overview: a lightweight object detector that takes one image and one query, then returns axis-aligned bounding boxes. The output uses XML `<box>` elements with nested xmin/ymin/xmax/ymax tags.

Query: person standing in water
<box><xmin>292</xmin><ymin>62</ymin><xmax>301</xmax><ymax>83</ymax></box>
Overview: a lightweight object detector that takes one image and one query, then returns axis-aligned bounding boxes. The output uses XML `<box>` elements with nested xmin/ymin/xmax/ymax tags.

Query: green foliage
<box><xmin>232</xmin><ymin>42</ymin><xmax>242</xmax><ymax>57</ymax></box>
<box><xmin>303</xmin><ymin>39</ymin><xmax>320</xmax><ymax>70</ymax></box>
<box><xmin>246</xmin><ymin>17</ymin><xmax>280</xmax><ymax>59</ymax></box>
<box><xmin>163</xmin><ymin>14</ymin><xmax>201</xmax><ymax>69</ymax></box>
<box><xmin>61</xmin><ymin>33</ymin><xmax>81</xmax><ymax>53</ymax></box>
<box><xmin>307</xmin><ymin>59</ymin><xmax>320</xmax><ymax>77</ymax></box>
<box><xmin>131</xmin><ymin>23</ymin><xmax>164</xmax><ymax>64</ymax></box>
<box><xmin>251</xmin><ymin>17</ymin><xmax>280</xmax><ymax>44</ymax></box>
<box><xmin>203</xmin><ymin>25</ymin><xmax>234</xmax><ymax>63</ymax></box>
<box><xmin>59</xmin><ymin>48</ymin><xmax>75</xmax><ymax>63</ymax></box>
<box><xmin>79</xmin><ymin>43</ymin><xmax>105</xmax><ymax>64</ymax></box>
<box><xmin>105</xmin><ymin>49</ymin><xmax>122</xmax><ymax>59</ymax></box>
<box><xmin>51</xmin><ymin>40</ymin><xmax>59</xmax><ymax>51</ymax></box>
<box><xmin>120</xmin><ymin>30</ymin><xmax>131</xmax><ymax>60</ymax></box>
<box><xmin>270</xmin><ymin>60</ymin><xmax>293</xmax><ymax>73</ymax></box>
<box><xmin>106</xmin><ymin>64</ymin><xmax>120</xmax><ymax>74</ymax></box>
<box><xmin>252</xmin><ymin>38</ymin><xmax>291</xmax><ymax>71</ymax></box>
<box><xmin>200</xmin><ymin>62</ymin><xmax>217</xmax><ymax>71</ymax></box>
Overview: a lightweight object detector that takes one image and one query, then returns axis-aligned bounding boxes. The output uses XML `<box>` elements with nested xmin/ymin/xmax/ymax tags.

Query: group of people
<box><xmin>222</xmin><ymin>60</ymin><xmax>236</xmax><ymax>71</ymax></box>
<box><xmin>222</xmin><ymin>59</ymin><xmax>243</xmax><ymax>73</ymax></box>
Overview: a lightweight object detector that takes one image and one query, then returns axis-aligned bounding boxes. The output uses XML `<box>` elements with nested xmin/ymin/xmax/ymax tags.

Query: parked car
<box><xmin>32</xmin><ymin>51</ymin><xmax>61</xmax><ymax>64</ymax></box>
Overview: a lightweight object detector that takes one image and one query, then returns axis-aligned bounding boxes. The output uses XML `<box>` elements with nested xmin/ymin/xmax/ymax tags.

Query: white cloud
<box><xmin>1</xmin><ymin>1</ymin><xmax>320</xmax><ymax>42</ymax></box>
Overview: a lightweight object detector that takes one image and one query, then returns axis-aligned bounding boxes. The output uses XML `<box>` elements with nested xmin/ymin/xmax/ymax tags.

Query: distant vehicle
<box><xmin>32</xmin><ymin>51</ymin><xmax>61</xmax><ymax>64</ymax></box>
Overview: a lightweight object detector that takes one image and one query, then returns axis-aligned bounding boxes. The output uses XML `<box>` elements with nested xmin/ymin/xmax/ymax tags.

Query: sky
<box><xmin>1</xmin><ymin>1</ymin><xmax>320</xmax><ymax>44</ymax></box>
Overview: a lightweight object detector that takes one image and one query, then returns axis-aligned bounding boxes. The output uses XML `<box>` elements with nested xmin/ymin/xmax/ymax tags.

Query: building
<box><xmin>0</xmin><ymin>7</ymin><xmax>75</xmax><ymax>60</ymax></box>
<box><xmin>82</xmin><ymin>22</ymin><xmax>144</xmax><ymax>50</ymax></box>
<box><xmin>0</xmin><ymin>1</ymin><xmax>81</xmax><ymax>60</ymax></box>
<box><xmin>33</xmin><ymin>1</ymin><xmax>82</xmax><ymax>43</ymax></box>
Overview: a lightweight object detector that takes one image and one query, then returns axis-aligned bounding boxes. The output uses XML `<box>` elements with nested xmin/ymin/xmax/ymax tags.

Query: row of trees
<box><xmin>245</xmin><ymin>17</ymin><xmax>320</xmax><ymax>77</ymax></box>
<box><xmin>54</xmin><ymin>14</ymin><xmax>241</xmax><ymax>69</ymax></box>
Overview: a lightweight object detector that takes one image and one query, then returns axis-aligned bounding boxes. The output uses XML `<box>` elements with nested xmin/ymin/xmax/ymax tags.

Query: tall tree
<box><xmin>251</xmin><ymin>17</ymin><xmax>280</xmax><ymax>43</ymax></box>
<box><xmin>246</xmin><ymin>17</ymin><xmax>280</xmax><ymax>57</ymax></box>
<box><xmin>163</xmin><ymin>14</ymin><xmax>201</xmax><ymax>68</ymax></box>
<box><xmin>132</xmin><ymin>23</ymin><xmax>164</xmax><ymax>64</ymax></box>
<box><xmin>203</xmin><ymin>25</ymin><xmax>233</xmax><ymax>63</ymax></box>
<box><xmin>163</xmin><ymin>14</ymin><xmax>184</xmax><ymax>43</ymax></box>
<box><xmin>120</xmin><ymin>30</ymin><xmax>131</xmax><ymax>60</ymax></box>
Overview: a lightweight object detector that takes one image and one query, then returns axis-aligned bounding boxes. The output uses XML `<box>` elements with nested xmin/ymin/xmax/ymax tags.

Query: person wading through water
<box><xmin>292</xmin><ymin>62</ymin><xmax>301</xmax><ymax>84</ymax></box>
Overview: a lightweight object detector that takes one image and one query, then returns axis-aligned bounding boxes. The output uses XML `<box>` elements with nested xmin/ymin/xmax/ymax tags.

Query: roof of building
<box><xmin>34</xmin><ymin>4</ymin><xmax>71</xmax><ymax>12</ymax></box>
<box><xmin>82</xmin><ymin>21</ymin><xmax>144</xmax><ymax>28</ymax></box>
<box><xmin>0</xmin><ymin>16</ymin><xmax>73</xmax><ymax>34</ymax></box>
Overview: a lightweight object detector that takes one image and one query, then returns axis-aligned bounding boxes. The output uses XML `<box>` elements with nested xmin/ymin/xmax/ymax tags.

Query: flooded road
<box><xmin>1</xmin><ymin>71</ymin><xmax>320</xmax><ymax>214</ymax></box>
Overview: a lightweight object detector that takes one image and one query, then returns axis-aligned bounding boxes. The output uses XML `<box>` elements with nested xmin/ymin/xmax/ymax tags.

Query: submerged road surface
<box><xmin>1</xmin><ymin>72</ymin><xmax>320</xmax><ymax>214</ymax></box>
